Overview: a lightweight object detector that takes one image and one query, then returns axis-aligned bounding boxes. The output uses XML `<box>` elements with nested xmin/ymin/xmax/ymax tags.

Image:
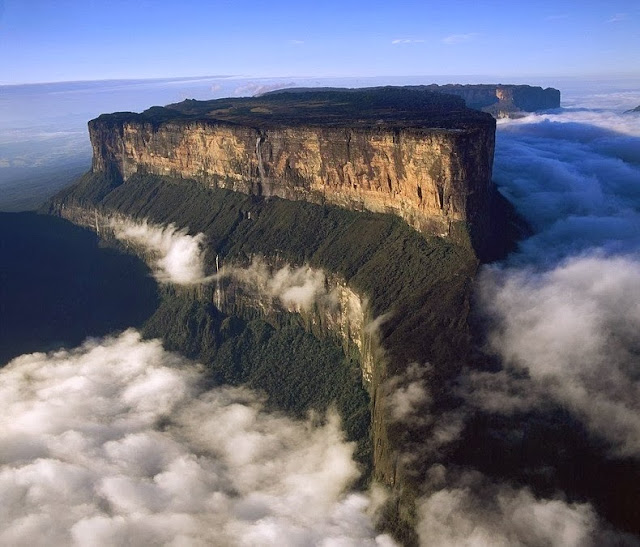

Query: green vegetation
<box><xmin>143</xmin><ymin>291</ymin><xmax>371</xmax><ymax>473</ymax></box>
<box><xmin>90</xmin><ymin>86</ymin><xmax>494</xmax><ymax>130</ymax></box>
<box><xmin>50</xmin><ymin>170</ymin><xmax>478</xmax><ymax>389</ymax></box>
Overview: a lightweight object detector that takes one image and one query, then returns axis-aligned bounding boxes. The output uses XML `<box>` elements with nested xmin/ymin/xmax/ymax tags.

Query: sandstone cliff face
<box><xmin>89</xmin><ymin>119</ymin><xmax>495</xmax><ymax>247</ymax></box>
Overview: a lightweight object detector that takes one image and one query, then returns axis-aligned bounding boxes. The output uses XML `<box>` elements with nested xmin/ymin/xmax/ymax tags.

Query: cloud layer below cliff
<box><xmin>472</xmin><ymin>255</ymin><xmax>640</xmax><ymax>457</ymax></box>
<box><xmin>416</xmin><ymin>469</ymin><xmax>599</xmax><ymax>547</ymax></box>
<box><xmin>494</xmin><ymin>108</ymin><xmax>640</xmax><ymax>263</ymax></box>
<box><xmin>408</xmin><ymin>96</ymin><xmax>640</xmax><ymax>545</ymax></box>
<box><xmin>0</xmin><ymin>330</ymin><xmax>394</xmax><ymax>547</ymax></box>
<box><xmin>480</xmin><ymin>104</ymin><xmax>640</xmax><ymax>455</ymax></box>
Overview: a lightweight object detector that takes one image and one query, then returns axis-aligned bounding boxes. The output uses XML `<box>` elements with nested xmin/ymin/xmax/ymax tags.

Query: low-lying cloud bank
<box><xmin>416</xmin><ymin>469</ymin><xmax>599</xmax><ymax>547</ymax></box>
<box><xmin>0</xmin><ymin>330</ymin><xmax>395</xmax><ymax>546</ymax></box>
<box><xmin>479</xmin><ymin>102</ymin><xmax>640</xmax><ymax>453</ymax></box>
<box><xmin>494</xmin><ymin>109</ymin><xmax>640</xmax><ymax>264</ymax></box>
<box><xmin>384</xmin><ymin>362</ymin><xmax>618</xmax><ymax>546</ymax></box>
<box><xmin>472</xmin><ymin>254</ymin><xmax>640</xmax><ymax>457</ymax></box>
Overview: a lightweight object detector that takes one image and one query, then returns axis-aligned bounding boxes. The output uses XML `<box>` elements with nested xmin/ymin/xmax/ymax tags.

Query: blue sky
<box><xmin>1</xmin><ymin>0</ymin><xmax>639</xmax><ymax>84</ymax></box>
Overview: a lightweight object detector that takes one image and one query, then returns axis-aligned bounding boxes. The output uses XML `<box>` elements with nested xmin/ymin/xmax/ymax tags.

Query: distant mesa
<box><xmin>424</xmin><ymin>84</ymin><xmax>560</xmax><ymax>117</ymax></box>
<box><xmin>264</xmin><ymin>84</ymin><xmax>562</xmax><ymax>118</ymax></box>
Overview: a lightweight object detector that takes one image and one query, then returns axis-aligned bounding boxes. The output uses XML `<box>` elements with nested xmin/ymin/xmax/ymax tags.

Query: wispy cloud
<box><xmin>289</xmin><ymin>39</ymin><xmax>304</xmax><ymax>45</ymax></box>
<box><xmin>391</xmin><ymin>38</ymin><xmax>425</xmax><ymax>45</ymax></box>
<box><xmin>442</xmin><ymin>33</ymin><xmax>478</xmax><ymax>45</ymax></box>
<box><xmin>608</xmin><ymin>13</ymin><xmax>627</xmax><ymax>23</ymax></box>
<box><xmin>111</xmin><ymin>218</ymin><xmax>210</xmax><ymax>285</ymax></box>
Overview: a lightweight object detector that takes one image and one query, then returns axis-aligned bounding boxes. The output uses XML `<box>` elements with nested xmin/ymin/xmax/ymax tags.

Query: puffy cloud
<box><xmin>385</xmin><ymin>363</ymin><xmax>432</xmax><ymax>423</ymax></box>
<box><xmin>111</xmin><ymin>218</ymin><xmax>210</xmax><ymax>285</ymax></box>
<box><xmin>473</xmin><ymin>254</ymin><xmax>640</xmax><ymax>457</ymax></box>
<box><xmin>0</xmin><ymin>330</ymin><xmax>395</xmax><ymax>546</ymax></box>
<box><xmin>417</xmin><ymin>470</ymin><xmax>599</xmax><ymax>547</ymax></box>
<box><xmin>384</xmin><ymin>363</ymin><xmax>466</xmax><ymax>475</ymax></box>
<box><xmin>494</xmin><ymin>111</ymin><xmax>640</xmax><ymax>264</ymax></box>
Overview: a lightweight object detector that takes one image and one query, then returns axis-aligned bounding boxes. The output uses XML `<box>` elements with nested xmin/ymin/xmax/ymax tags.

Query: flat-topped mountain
<box><xmin>46</xmin><ymin>84</ymin><xmax>587</xmax><ymax>545</ymax></box>
<box><xmin>424</xmin><ymin>83</ymin><xmax>561</xmax><ymax>116</ymax></box>
<box><xmin>266</xmin><ymin>84</ymin><xmax>561</xmax><ymax>118</ymax></box>
<box><xmin>96</xmin><ymin>87</ymin><xmax>491</xmax><ymax>129</ymax></box>
<box><xmin>89</xmin><ymin>86</ymin><xmax>497</xmax><ymax>257</ymax></box>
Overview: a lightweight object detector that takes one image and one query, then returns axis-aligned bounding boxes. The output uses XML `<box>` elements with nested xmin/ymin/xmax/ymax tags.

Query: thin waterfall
<box><xmin>255</xmin><ymin>135</ymin><xmax>268</xmax><ymax>196</ymax></box>
<box><xmin>214</xmin><ymin>254</ymin><xmax>222</xmax><ymax>309</ymax></box>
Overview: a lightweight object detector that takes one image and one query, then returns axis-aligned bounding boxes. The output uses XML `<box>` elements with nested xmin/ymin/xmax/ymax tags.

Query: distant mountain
<box><xmin>264</xmin><ymin>84</ymin><xmax>562</xmax><ymax>118</ymax></box>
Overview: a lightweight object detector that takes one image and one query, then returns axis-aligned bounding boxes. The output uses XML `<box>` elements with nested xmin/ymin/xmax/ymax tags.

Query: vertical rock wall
<box><xmin>89</xmin><ymin>119</ymin><xmax>495</xmax><ymax>248</ymax></box>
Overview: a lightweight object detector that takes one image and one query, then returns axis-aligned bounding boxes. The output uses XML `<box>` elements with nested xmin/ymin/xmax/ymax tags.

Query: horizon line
<box><xmin>2</xmin><ymin>71</ymin><xmax>640</xmax><ymax>88</ymax></box>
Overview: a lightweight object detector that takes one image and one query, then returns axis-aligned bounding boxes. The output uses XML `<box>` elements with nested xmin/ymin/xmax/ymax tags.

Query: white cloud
<box><xmin>494</xmin><ymin>110</ymin><xmax>640</xmax><ymax>263</ymax></box>
<box><xmin>391</xmin><ymin>39</ymin><xmax>425</xmax><ymax>45</ymax></box>
<box><xmin>442</xmin><ymin>33</ymin><xmax>478</xmax><ymax>45</ymax></box>
<box><xmin>289</xmin><ymin>39</ymin><xmax>304</xmax><ymax>45</ymax></box>
<box><xmin>219</xmin><ymin>257</ymin><xmax>338</xmax><ymax>313</ymax></box>
<box><xmin>385</xmin><ymin>363</ymin><xmax>432</xmax><ymax>423</ymax></box>
<box><xmin>474</xmin><ymin>254</ymin><xmax>640</xmax><ymax>457</ymax></box>
<box><xmin>383</xmin><ymin>363</ymin><xmax>466</xmax><ymax>472</ymax></box>
<box><xmin>0</xmin><ymin>330</ymin><xmax>396</xmax><ymax>546</ymax></box>
<box><xmin>111</xmin><ymin>218</ymin><xmax>210</xmax><ymax>285</ymax></box>
<box><xmin>417</xmin><ymin>470</ymin><xmax>598</xmax><ymax>547</ymax></box>
<box><xmin>471</xmin><ymin>99</ymin><xmax>640</xmax><ymax>457</ymax></box>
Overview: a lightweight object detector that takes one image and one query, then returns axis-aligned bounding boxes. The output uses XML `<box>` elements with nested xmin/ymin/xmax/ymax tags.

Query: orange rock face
<box><xmin>90</xmin><ymin>118</ymin><xmax>495</xmax><ymax>246</ymax></box>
